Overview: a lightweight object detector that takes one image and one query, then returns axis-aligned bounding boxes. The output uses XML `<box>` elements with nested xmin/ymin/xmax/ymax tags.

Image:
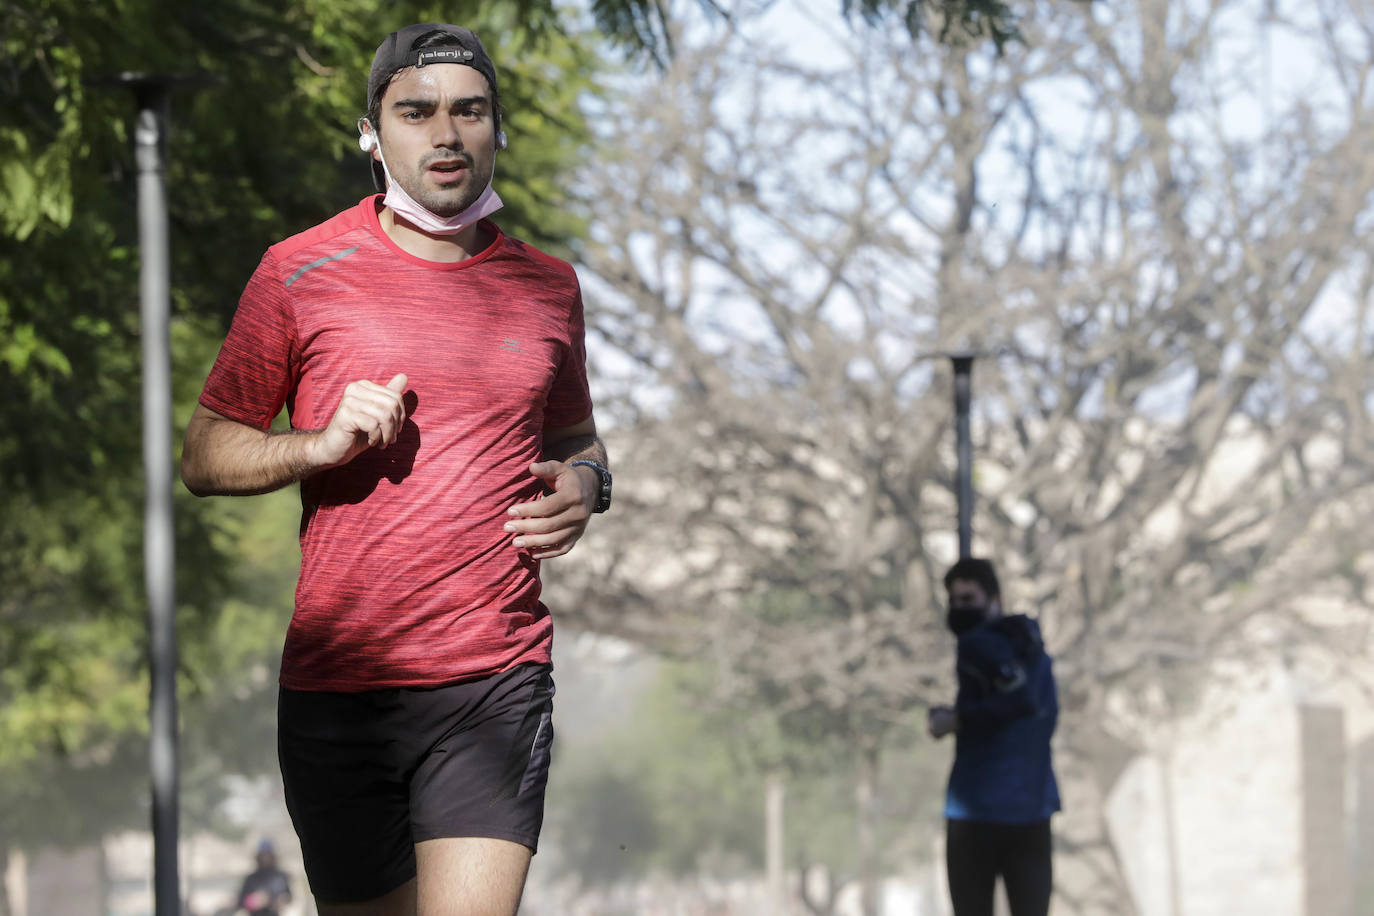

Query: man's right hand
<box><xmin>311</xmin><ymin>373</ymin><xmax>409</xmax><ymax>469</ymax></box>
<box><xmin>181</xmin><ymin>373</ymin><xmax>410</xmax><ymax>498</ymax></box>
<box><xmin>928</xmin><ymin>705</ymin><xmax>959</xmax><ymax>739</ymax></box>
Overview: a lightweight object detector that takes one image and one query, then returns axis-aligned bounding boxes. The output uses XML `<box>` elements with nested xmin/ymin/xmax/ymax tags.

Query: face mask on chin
<box><xmin>376</xmin><ymin>142</ymin><xmax>503</xmax><ymax>236</ymax></box>
<box><xmin>946</xmin><ymin>605</ymin><xmax>988</xmax><ymax>636</ymax></box>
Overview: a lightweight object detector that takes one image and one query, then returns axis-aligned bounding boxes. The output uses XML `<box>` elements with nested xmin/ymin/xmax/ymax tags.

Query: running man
<box><xmin>183</xmin><ymin>23</ymin><xmax>611</xmax><ymax>916</ymax></box>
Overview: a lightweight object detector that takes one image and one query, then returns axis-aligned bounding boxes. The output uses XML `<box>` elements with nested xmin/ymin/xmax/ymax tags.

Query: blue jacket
<box><xmin>944</xmin><ymin>613</ymin><xmax>1061</xmax><ymax>823</ymax></box>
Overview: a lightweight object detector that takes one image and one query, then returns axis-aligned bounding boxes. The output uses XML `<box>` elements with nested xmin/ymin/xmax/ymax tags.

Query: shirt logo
<box><xmin>501</xmin><ymin>338</ymin><xmax>522</xmax><ymax>353</ymax></box>
<box><xmin>284</xmin><ymin>246</ymin><xmax>359</xmax><ymax>288</ymax></box>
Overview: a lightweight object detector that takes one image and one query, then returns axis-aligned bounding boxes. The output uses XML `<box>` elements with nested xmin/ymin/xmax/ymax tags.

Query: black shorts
<box><xmin>277</xmin><ymin>663</ymin><xmax>555</xmax><ymax>904</ymax></box>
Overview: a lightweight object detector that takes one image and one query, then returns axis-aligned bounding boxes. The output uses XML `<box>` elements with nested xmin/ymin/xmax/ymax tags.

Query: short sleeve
<box><xmin>543</xmin><ymin>281</ymin><xmax>593</xmax><ymax>428</ymax></box>
<box><xmin>198</xmin><ymin>250</ymin><xmax>300</xmax><ymax>430</ymax></box>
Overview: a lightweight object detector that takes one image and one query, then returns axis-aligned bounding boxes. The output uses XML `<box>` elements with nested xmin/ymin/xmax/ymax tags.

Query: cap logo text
<box><xmin>416</xmin><ymin>48</ymin><xmax>475</xmax><ymax>67</ymax></box>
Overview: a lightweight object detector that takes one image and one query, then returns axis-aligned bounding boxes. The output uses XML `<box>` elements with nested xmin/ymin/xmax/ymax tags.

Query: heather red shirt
<box><xmin>199</xmin><ymin>196</ymin><xmax>593</xmax><ymax>691</ymax></box>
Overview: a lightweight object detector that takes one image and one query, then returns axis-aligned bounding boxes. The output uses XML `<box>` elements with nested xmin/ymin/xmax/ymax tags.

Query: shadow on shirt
<box><xmin>305</xmin><ymin>389</ymin><xmax>421</xmax><ymax>506</ymax></box>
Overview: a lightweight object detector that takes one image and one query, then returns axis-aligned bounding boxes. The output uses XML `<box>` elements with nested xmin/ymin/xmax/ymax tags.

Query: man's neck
<box><xmin>379</xmin><ymin>206</ymin><xmax>491</xmax><ymax>263</ymax></box>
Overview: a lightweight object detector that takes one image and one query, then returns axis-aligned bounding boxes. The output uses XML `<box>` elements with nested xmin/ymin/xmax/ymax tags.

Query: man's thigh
<box><xmin>999</xmin><ymin>820</ymin><xmax>1052</xmax><ymax>916</ymax></box>
<box><xmin>946</xmin><ymin>819</ymin><xmax>1000</xmax><ymax>916</ymax></box>
<box><xmin>416</xmin><ymin>837</ymin><xmax>533</xmax><ymax>916</ymax></box>
<box><xmin>316</xmin><ymin>878</ymin><xmax>416</xmax><ymax>916</ymax></box>
<box><xmin>313</xmin><ymin>839</ymin><xmax>530</xmax><ymax>916</ymax></box>
<box><xmin>409</xmin><ymin>664</ymin><xmax>556</xmax><ymax>851</ymax></box>
<box><xmin>279</xmin><ymin>688</ymin><xmax>418</xmax><ymax>904</ymax></box>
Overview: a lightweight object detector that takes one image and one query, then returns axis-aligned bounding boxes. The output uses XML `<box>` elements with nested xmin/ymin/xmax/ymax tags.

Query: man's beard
<box><xmin>402</xmin><ymin>149</ymin><xmax>490</xmax><ymax>216</ymax></box>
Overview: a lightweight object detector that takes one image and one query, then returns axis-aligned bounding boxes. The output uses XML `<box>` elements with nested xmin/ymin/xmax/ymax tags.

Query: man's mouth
<box><xmin>428</xmin><ymin>159</ymin><xmax>467</xmax><ymax>174</ymax></box>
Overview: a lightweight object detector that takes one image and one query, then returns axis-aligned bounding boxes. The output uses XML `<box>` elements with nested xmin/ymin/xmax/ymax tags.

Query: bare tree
<box><xmin>549</xmin><ymin>0</ymin><xmax>1374</xmax><ymax>912</ymax></box>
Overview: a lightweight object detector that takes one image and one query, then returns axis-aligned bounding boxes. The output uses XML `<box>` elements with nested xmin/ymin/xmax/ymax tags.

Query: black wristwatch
<box><xmin>570</xmin><ymin>460</ymin><xmax>613</xmax><ymax>513</ymax></box>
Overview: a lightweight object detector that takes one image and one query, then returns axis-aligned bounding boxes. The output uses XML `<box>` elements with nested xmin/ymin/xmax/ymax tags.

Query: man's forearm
<box><xmin>182</xmin><ymin>412</ymin><xmax>321</xmax><ymax>497</ymax></box>
<box><xmin>542</xmin><ymin>433</ymin><xmax>607</xmax><ymax>467</ymax></box>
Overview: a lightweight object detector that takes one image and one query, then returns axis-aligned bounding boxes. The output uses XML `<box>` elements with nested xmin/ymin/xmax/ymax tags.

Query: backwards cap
<box><xmin>367</xmin><ymin>24</ymin><xmax>499</xmax><ymax>110</ymax></box>
<box><xmin>365</xmin><ymin>24</ymin><xmax>500</xmax><ymax>190</ymax></box>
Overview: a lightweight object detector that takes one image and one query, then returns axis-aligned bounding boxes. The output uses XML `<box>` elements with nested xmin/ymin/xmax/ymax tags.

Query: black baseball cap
<box><xmin>367</xmin><ymin>24</ymin><xmax>499</xmax><ymax>110</ymax></box>
<box><xmin>365</xmin><ymin>24</ymin><xmax>500</xmax><ymax>189</ymax></box>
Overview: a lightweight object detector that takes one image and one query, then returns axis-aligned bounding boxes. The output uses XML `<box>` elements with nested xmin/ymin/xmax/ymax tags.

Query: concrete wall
<box><xmin>23</xmin><ymin>846</ymin><xmax>104</xmax><ymax>916</ymax></box>
<box><xmin>1107</xmin><ymin>674</ymin><xmax>1307</xmax><ymax>916</ymax></box>
<box><xmin>1353</xmin><ymin>735</ymin><xmax>1374</xmax><ymax>916</ymax></box>
<box><xmin>1105</xmin><ymin>668</ymin><xmax>1371</xmax><ymax>916</ymax></box>
<box><xmin>1299</xmin><ymin>705</ymin><xmax>1351</xmax><ymax>916</ymax></box>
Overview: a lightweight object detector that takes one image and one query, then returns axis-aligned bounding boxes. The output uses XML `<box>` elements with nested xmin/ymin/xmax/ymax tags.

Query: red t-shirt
<box><xmin>199</xmin><ymin>196</ymin><xmax>593</xmax><ymax>691</ymax></box>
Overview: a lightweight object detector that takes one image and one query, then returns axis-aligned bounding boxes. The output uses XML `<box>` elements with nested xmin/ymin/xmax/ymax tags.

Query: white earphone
<box><xmin>358</xmin><ymin>117</ymin><xmax>378</xmax><ymax>152</ymax></box>
<box><xmin>357</xmin><ymin>118</ymin><xmax>506</xmax><ymax>152</ymax></box>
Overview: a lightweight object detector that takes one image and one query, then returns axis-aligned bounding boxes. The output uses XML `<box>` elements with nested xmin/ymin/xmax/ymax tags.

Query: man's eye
<box><xmin>403</xmin><ymin>110</ymin><xmax>426</xmax><ymax>121</ymax></box>
<box><xmin>459</xmin><ymin>108</ymin><xmax>481</xmax><ymax>119</ymax></box>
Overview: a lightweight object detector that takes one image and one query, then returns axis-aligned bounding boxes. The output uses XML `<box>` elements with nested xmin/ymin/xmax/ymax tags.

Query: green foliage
<box><xmin>842</xmin><ymin>0</ymin><xmax>1018</xmax><ymax>49</ymax></box>
<box><xmin>550</xmin><ymin>662</ymin><xmax>766</xmax><ymax>883</ymax></box>
<box><xmin>546</xmin><ymin>659</ymin><xmax>948</xmax><ymax>888</ymax></box>
<box><xmin>0</xmin><ymin>0</ymin><xmax>602</xmax><ymax>850</ymax></box>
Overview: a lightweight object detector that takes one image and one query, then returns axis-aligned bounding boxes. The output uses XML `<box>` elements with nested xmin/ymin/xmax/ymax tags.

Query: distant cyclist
<box><xmin>235</xmin><ymin>839</ymin><xmax>291</xmax><ymax>916</ymax></box>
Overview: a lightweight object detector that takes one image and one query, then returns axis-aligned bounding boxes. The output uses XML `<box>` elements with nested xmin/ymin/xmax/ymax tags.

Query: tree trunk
<box><xmin>766</xmin><ymin>771</ymin><xmax>787</xmax><ymax>916</ymax></box>
<box><xmin>798</xmin><ymin>860</ymin><xmax>843</xmax><ymax>915</ymax></box>
<box><xmin>856</xmin><ymin>743</ymin><xmax>880</xmax><ymax>916</ymax></box>
<box><xmin>1159</xmin><ymin>748</ymin><xmax>1183</xmax><ymax>916</ymax></box>
<box><xmin>0</xmin><ymin>844</ymin><xmax>11</xmax><ymax>916</ymax></box>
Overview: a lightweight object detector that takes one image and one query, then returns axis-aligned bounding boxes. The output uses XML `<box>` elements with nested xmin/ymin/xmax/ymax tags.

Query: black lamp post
<box><xmin>950</xmin><ymin>353</ymin><xmax>975</xmax><ymax>559</ymax></box>
<box><xmin>87</xmin><ymin>71</ymin><xmax>217</xmax><ymax>916</ymax></box>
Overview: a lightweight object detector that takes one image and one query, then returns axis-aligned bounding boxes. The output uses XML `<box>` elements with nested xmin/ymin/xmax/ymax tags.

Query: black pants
<box><xmin>946</xmin><ymin>818</ymin><xmax>1052</xmax><ymax>916</ymax></box>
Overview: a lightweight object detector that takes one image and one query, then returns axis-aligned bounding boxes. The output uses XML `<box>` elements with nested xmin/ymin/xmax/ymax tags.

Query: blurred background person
<box><xmin>928</xmin><ymin>558</ymin><xmax>1060</xmax><ymax>916</ymax></box>
<box><xmin>235</xmin><ymin>839</ymin><xmax>292</xmax><ymax>916</ymax></box>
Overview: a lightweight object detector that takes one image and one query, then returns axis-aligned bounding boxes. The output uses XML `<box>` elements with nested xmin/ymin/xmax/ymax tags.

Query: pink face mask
<box><xmin>375</xmin><ymin>141</ymin><xmax>503</xmax><ymax>236</ymax></box>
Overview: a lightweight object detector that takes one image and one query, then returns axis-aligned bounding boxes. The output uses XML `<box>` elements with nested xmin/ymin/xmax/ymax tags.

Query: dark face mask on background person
<box><xmin>946</xmin><ymin>605</ymin><xmax>988</xmax><ymax>635</ymax></box>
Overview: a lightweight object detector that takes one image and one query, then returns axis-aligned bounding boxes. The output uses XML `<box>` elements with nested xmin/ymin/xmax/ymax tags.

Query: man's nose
<box><xmin>431</xmin><ymin>116</ymin><xmax>463</xmax><ymax>149</ymax></box>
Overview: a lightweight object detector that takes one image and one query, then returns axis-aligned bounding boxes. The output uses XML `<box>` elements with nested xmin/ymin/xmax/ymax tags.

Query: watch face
<box><xmin>595</xmin><ymin>466</ymin><xmax>612</xmax><ymax>513</ymax></box>
<box><xmin>574</xmin><ymin>461</ymin><xmax>612</xmax><ymax>513</ymax></box>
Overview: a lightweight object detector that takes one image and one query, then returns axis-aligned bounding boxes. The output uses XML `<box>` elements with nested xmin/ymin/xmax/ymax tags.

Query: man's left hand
<box><xmin>504</xmin><ymin>460</ymin><xmax>597</xmax><ymax>559</ymax></box>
